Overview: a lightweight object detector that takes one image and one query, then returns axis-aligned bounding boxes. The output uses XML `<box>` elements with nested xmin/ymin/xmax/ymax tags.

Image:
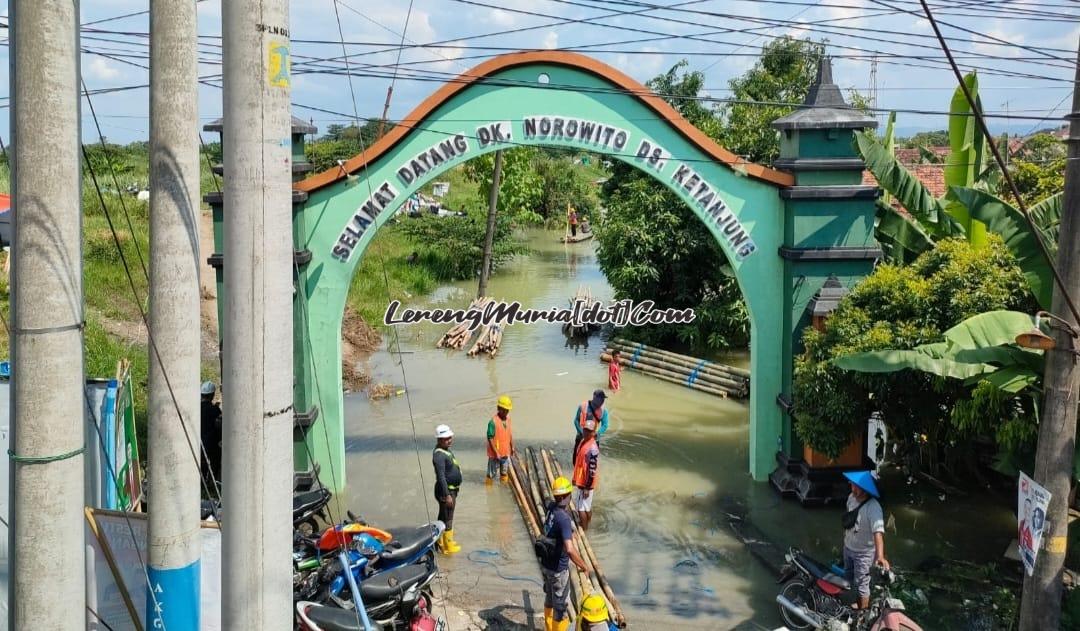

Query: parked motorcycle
<box><xmin>200</xmin><ymin>485</ymin><xmax>333</xmax><ymax>534</ymax></box>
<box><xmin>776</xmin><ymin>547</ymin><xmax>922</xmax><ymax>631</ymax></box>
<box><xmin>315</xmin><ymin>522</ymin><xmax>445</xmax><ymax>609</ymax></box>
<box><xmin>296</xmin><ymin>561</ymin><xmax>445</xmax><ymax>630</ymax></box>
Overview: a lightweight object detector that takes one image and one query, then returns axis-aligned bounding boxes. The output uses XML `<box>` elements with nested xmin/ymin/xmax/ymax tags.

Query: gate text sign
<box><xmin>330</xmin><ymin>117</ymin><xmax>758</xmax><ymax>263</ymax></box>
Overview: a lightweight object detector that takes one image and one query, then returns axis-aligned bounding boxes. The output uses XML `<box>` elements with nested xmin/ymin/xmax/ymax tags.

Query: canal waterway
<box><xmin>336</xmin><ymin>228</ymin><xmax>1016</xmax><ymax>629</ymax></box>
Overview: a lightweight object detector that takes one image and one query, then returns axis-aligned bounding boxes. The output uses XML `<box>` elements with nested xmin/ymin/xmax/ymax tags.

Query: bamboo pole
<box><xmin>601</xmin><ymin>353</ymin><xmax>734</xmax><ymax>398</ymax></box>
<box><xmin>545</xmin><ymin>450</ymin><xmax>627</xmax><ymax>628</ymax></box>
<box><xmin>608</xmin><ymin>338</ymin><xmax>751</xmax><ymax>382</ymax></box>
<box><xmin>601</xmin><ymin>350</ymin><xmax>741</xmax><ymax>394</ymax></box>
<box><xmin>603</xmin><ymin>348</ymin><xmax>747</xmax><ymax>392</ymax></box>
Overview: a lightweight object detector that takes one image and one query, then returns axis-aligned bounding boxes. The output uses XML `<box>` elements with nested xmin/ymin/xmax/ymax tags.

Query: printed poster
<box><xmin>1017</xmin><ymin>471</ymin><xmax>1051</xmax><ymax>576</ymax></box>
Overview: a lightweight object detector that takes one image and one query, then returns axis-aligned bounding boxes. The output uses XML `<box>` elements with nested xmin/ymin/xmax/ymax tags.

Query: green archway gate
<box><xmin>205</xmin><ymin>51</ymin><xmax>880</xmax><ymax>493</ymax></box>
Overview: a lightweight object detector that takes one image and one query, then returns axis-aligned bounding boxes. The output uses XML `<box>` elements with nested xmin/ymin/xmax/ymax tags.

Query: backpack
<box><xmin>534</xmin><ymin>505</ymin><xmax>563</xmax><ymax>566</ymax></box>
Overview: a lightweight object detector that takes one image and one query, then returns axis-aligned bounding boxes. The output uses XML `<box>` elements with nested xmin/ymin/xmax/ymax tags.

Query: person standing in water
<box><xmin>486</xmin><ymin>395</ymin><xmax>515</xmax><ymax>485</ymax></box>
<box><xmin>433</xmin><ymin>424</ymin><xmax>463</xmax><ymax>554</ymax></box>
<box><xmin>608</xmin><ymin>350</ymin><xmax>621</xmax><ymax>392</ymax></box>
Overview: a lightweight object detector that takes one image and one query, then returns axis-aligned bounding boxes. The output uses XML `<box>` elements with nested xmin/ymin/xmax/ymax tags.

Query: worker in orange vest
<box><xmin>486</xmin><ymin>395</ymin><xmax>515</xmax><ymax>485</ymax></box>
<box><xmin>572</xmin><ymin>418</ymin><xmax>600</xmax><ymax>532</ymax></box>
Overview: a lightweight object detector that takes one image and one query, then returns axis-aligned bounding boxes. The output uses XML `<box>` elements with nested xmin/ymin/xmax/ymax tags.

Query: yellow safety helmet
<box><xmin>581</xmin><ymin>593</ymin><xmax>609</xmax><ymax>623</ymax></box>
<box><xmin>552</xmin><ymin>476</ymin><xmax>573</xmax><ymax>497</ymax></box>
<box><xmin>497</xmin><ymin>395</ymin><xmax>513</xmax><ymax>411</ymax></box>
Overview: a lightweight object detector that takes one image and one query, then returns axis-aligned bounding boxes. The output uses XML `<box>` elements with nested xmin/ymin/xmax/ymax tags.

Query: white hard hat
<box><xmin>435</xmin><ymin>424</ymin><xmax>454</xmax><ymax>439</ymax></box>
<box><xmin>201</xmin><ymin>381</ymin><xmax>216</xmax><ymax>396</ymax></box>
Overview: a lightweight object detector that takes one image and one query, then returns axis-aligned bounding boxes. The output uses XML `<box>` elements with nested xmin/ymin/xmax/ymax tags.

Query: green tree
<box><xmin>716</xmin><ymin>36</ymin><xmax>825</xmax><ymax>165</ymax></box>
<box><xmin>792</xmin><ymin>237</ymin><xmax>1037</xmax><ymax>470</ymax></box>
<box><xmin>394</xmin><ymin>208</ymin><xmax>521</xmax><ymax>281</ymax></box>
<box><xmin>465</xmin><ymin>147</ymin><xmax>544</xmax><ymax>225</ymax></box>
<box><xmin>900</xmin><ymin>130</ymin><xmax>950</xmax><ymax>148</ymax></box>
<box><xmin>533</xmin><ymin>153</ymin><xmax>599</xmax><ymax>225</ymax></box>
<box><xmin>596</xmin><ymin>175</ymin><xmax>748</xmax><ymax>350</ymax></box>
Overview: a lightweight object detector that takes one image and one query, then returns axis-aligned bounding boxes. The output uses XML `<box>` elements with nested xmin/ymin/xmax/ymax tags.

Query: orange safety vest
<box><xmin>487</xmin><ymin>413</ymin><xmax>512</xmax><ymax>459</ymax></box>
<box><xmin>573</xmin><ymin>436</ymin><xmax>599</xmax><ymax>489</ymax></box>
<box><xmin>578</xmin><ymin>401</ymin><xmax>603</xmax><ymax>431</ymax></box>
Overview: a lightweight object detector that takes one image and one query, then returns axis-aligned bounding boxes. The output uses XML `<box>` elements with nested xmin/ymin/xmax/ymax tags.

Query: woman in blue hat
<box><xmin>841</xmin><ymin>470</ymin><xmax>889</xmax><ymax>610</ymax></box>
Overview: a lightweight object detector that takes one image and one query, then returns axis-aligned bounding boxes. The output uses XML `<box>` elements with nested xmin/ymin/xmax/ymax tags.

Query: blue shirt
<box><xmin>572</xmin><ymin>403</ymin><xmax>609</xmax><ymax>436</ymax></box>
<box><xmin>542</xmin><ymin>502</ymin><xmax>574</xmax><ymax>571</ymax></box>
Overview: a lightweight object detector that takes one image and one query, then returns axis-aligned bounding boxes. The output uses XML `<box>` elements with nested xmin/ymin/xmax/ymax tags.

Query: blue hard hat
<box><xmin>843</xmin><ymin>470</ymin><xmax>880</xmax><ymax>498</ymax></box>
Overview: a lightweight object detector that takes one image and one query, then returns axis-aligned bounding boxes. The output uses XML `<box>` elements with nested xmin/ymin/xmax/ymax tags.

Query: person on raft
<box><xmin>433</xmin><ymin>424</ymin><xmax>463</xmax><ymax>555</ymax></box>
<box><xmin>578</xmin><ymin>593</ymin><xmax>618</xmax><ymax>631</ymax></box>
<box><xmin>572</xmin><ymin>389</ymin><xmax>609</xmax><ymax>463</ymax></box>
<box><xmin>568</xmin><ymin>206</ymin><xmax>579</xmax><ymax>237</ymax></box>
<box><xmin>486</xmin><ymin>395</ymin><xmax>515</xmax><ymax>485</ymax></box>
<box><xmin>542</xmin><ymin>476</ymin><xmax>590</xmax><ymax>631</ymax></box>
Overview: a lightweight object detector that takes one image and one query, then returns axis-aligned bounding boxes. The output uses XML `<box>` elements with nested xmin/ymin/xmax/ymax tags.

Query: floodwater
<box><xmin>336</xmin><ymin>228</ymin><xmax>1016</xmax><ymax>630</ymax></box>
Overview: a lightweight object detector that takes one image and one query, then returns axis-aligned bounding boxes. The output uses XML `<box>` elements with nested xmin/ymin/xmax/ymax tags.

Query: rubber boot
<box><xmin>444</xmin><ymin>529</ymin><xmax>462</xmax><ymax>553</ymax></box>
<box><xmin>543</xmin><ymin>608</ymin><xmax>554</xmax><ymax>631</ymax></box>
<box><xmin>553</xmin><ymin>615</ymin><xmax>570</xmax><ymax>631</ymax></box>
<box><xmin>485</xmin><ymin>476</ymin><xmax>494</xmax><ymax>487</ymax></box>
<box><xmin>500</xmin><ymin>474</ymin><xmax>509</xmax><ymax>484</ymax></box>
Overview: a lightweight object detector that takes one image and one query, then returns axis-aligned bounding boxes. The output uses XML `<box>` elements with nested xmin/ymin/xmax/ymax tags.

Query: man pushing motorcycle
<box><xmin>842</xmin><ymin>471</ymin><xmax>890</xmax><ymax>610</ymax></box>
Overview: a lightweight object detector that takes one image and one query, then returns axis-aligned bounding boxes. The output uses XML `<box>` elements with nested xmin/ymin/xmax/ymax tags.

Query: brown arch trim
<box><xmin>295</xmin><ymin>50</ymin><xmax>794</xmax><ymax>194</ymax></box>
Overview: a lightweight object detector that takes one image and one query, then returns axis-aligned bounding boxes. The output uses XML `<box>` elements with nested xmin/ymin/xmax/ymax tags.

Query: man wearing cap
<box><xmin>200</xmin><ymin>381</ymin><xmax>222</xmax><ymax>488</ymax></box>
<box><xmin>486</xmin><ymin>395</ymin><xmax>515</xmax><ymax>485</ymax></box>
<box><xmin>572</xmin><ymin>418</ymin><xmax>601</xmax><ymax>532</ymax></box>
<box><xmin>433</xmin><ymin>424</ymin><xmax>463</xmax><ymax>554</ymax></box>
<box><xmin>572</xmin><ymin>390</ymin><xmax>610</xmax><ymax>464</ymax></box>
<box><xmin>842</xmin><ymin>471</ymin><xmax>889</xmax><ymax>609</ymax></box>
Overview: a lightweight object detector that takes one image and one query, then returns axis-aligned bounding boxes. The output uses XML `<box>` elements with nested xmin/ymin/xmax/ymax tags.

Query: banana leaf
<box><xmin>875</xmin><ymin>200</ymin><xmax>934</xmax><ymax>264</ymax></box>
<box><xmin>882</xmin><ymin>112</ymin><xmax>896</xmax><ymax>206</ymax></box>
<box><xmin>940</xmin><ymin>309</ymin><xmax>1037</xmax><ymax>349</ymax></box>
<box><xmin>1029</xmin><ymin>192</ymin><xmax>1063</xmax><ymax>245</ymax></box>
<box><xmin>856</xmin><ymin>132</ymin><xmax>960</xmax><ymax>238</ymax></box>
<box><xmin>955</xmin><ymin>187</ymin><xmax>1058</xmax><ymax>308</ymax></box>
<box><xmin>968</xmin><ymin>365</ymin><xmax>1041</xmax><ymax>393</ymax></box>
<box><xmin>945</xmin><ymin>72</ymin><xmax>987</xmax><ymax>244</ymax></box>
<box><xmin>832</xmin><ymin>344</ymin><xmax>995</xmax><ymax>379</ymax></box>
<box><xmin>918</xmin><ymin>146</ymin><xmax>943</xmax><ymax>164</ymax></box>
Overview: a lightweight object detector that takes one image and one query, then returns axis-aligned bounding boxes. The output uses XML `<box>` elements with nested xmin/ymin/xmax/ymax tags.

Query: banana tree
<box><xmin>856</xmin><ymin>72</ymin><xmax>1005</xmax><ymax>263</ymax></box>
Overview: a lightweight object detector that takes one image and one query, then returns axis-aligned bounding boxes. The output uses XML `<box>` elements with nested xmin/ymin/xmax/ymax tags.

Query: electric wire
<box><xmin>919</xmin><ymin>0</ymin><xmax>1080</xmax><ymax>324</ymax></box>
<box><xmin>329</xmin><ymin>3</ymin><xmax>455</xmax><ymax>622</ymax></box>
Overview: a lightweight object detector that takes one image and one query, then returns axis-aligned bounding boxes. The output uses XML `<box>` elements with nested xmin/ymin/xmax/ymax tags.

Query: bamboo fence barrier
<box><xmin>605</xmin><ymin>339</ymin><xmax>751</xmax><ymax>398</ymax></box>
<box><xmin>610</xmin><ymin>337</ymin><xmax>751</xmax><ymax>379</ymax></box>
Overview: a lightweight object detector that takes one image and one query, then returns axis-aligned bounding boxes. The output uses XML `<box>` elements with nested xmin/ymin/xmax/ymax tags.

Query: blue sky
<box><xmin>1</xmin><ymin>0</ymin><xmax>1077</xmax><ymax>144</ymax></box>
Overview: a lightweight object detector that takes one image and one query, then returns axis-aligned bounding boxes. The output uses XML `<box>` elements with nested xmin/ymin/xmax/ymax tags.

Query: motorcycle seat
<box><xmin>361</xmin><ymin>564</ymin><xmax>430</xmax><ymax>601</ymax></box>
<box><xmin>379</xmin><ymin>525</ymin><xmax>435</xmax><ymax>564</ymax></box>
<box><xmin>302</xmin><ymin>602</ymin><xmax>385</xmax><ymax>631</ymax></box>
<box><xmin>795</xmin><ymin>552</ymin><xmax>852</xmax><ymax>590</ymax></box>
<box><xmin>294</xmin><ymin>488</ymin><xmax>331</xmax><ymax>513</ymax></box>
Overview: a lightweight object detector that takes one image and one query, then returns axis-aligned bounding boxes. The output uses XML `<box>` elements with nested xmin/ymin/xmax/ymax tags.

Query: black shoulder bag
<box><xmin>842</xmin><ymin>498</ymin><xmax>871</xmax><ymax>531</ymax></box>
<box><xmin>534</xmin><ymin>505</ymin><xmax>561</xmax><ymax>566</ymax></box>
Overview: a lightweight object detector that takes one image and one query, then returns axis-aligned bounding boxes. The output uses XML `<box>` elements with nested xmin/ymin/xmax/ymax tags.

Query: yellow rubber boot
<box><xmin>543</xmin><ymin>608</ymin><xmax>554</xmax><ymax>631</ymax></box>
<box><xmin>500</xmin><ymin>474</ymin><xmax>509</xmax><ymax>484</ymax></box>
<box><xmin>485</xmin><ymin>476</ymin><xmax>494</xmax><ymax>487</ymax></box>
<box><xmin>444</xmin><ymin>529</ymin><xmax>462</xmax><ymax>553</ymax></box>
<box><xmin>553</xmin><ymin>615</ymin><xmax>570</xmax><ymax>631</ymax></box>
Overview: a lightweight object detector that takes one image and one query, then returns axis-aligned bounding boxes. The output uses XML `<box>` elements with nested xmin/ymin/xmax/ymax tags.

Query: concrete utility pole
<box><xmin>1018</xmin><ymin>38</ymin><xmax>1080</xmax><ymax>631</ymax></box>
<box><xmin>221</xmin><ymin>0</ymin><xmax>294</xmax><ymax>628</ymax></box>
<box><xmin>147</xmin><ymin>0</ymin><xmax>202</xmax><ymax>628</ymax></box>
<box><xmin>478</xmin><ymin>149</ymin><xmax>504</xmax><ymax>299</ymax></box>
<box><xmin>8</xmin><ymin>0</ymin><xmax>85</xmax><ymax>628</ymax></box>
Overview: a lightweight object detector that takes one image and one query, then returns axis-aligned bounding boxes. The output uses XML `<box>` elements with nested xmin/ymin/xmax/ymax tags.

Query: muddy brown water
<box><xmin>333</xmin><ymin>228</ymin><xmax>1016</xmax><ymax>630</ymax></box>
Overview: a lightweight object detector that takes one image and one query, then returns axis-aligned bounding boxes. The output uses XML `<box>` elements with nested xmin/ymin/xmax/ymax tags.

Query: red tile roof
<box><xmin>862</xmin><ymin>161</ymin><xmax>946</xmax><ymax>216</ymax></box>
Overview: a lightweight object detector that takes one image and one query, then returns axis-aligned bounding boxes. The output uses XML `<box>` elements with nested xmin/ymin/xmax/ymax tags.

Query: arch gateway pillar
<box><xmin>203</xmin><ymin>53</ymin><xmax>881</xmax><ymax>497</ymax></box>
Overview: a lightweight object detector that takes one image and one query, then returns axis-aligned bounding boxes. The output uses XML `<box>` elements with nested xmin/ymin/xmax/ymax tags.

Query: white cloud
<box><xmin>971</xmin><ymin>21</ymin><xmax>1026</xmax><ymax>58</ymax></box>
<box><xmin>489</xmin><ymin>9</ymin><xmax>518</xmax><ymax>28</ymax></box>
<box><xmin>86</xmin><ymin>57</ymin><xmax>121</xmax><ymax>81</ymax></box>
<box><xmin>542</xmin><ymin>31</ymin><xmax>559</xmax><ymax>50</ymax></box>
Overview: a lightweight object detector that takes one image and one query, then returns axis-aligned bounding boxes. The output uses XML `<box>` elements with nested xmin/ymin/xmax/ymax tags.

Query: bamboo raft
<box><xmin>560</xmin><ymin>230</ymin><xmax>594</xmax><ymax>244</ymax></box>
<box><xmin>466</xmin><ymin>322</ymin><xmax>503</xmax><ymax>358</ymax></box>
<box><xmin>564</xmin><ymin>285</ymin><xmax>600</xmax><ymax>337</ymax></box>
<box><xmin>435</xmin><ymin>297</ymin><xmax>495</xmax><ymax>353</ymax></box>
<box><xmin>506</xmin><ymin>447</ymin><xmax>627</xmax><ymax>629</ymax></box>
<box><xmin>603</xmin><ymin>338</ymin><xmax>750</xmax><ymax>398</ymax></box>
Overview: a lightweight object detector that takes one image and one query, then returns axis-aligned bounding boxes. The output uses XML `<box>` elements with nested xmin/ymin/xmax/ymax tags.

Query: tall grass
<box><xmin>347</xmin><ymin>226</ymin><xmax>439</xmax><ymax>329</ymax></box>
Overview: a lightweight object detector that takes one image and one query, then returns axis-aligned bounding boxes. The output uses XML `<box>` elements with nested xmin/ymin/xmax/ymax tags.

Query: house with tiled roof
<box><xmin>861</xmin><ymin>156</ymin><xmax>947</xmax><ymax>218</ymax></box>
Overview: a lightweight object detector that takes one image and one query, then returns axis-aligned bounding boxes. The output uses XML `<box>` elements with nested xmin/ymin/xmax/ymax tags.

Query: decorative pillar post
<box><xmin>202</xmin><ymin>115</ymin><xmax>321</xmax><ymax>487</ymax></box>
<box><xmin>768</xmin><ymin>57</ymin><xmax>882</xmax><ymax>505</ymax></box>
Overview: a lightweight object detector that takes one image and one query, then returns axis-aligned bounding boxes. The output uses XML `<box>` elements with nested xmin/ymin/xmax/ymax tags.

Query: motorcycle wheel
<box><xmin>778</xmin><ymin>579</ymin><xmax>817</xmax><ymax>631</ymax></box>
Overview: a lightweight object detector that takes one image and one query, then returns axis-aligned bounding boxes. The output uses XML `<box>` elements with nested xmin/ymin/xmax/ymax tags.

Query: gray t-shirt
<box><xmin>843</xmin><ymin>494</ymin><xmax>885</xmax><ymax>552</ymax></box>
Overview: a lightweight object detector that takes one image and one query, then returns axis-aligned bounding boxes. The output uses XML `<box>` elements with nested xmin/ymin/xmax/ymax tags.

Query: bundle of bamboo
<box><xmin>604</xmin><ymin>338</ymin><xmax>751</xmax><ymax>398</ymax></box>
<box><xmin>565</xmin><ymin>285</ymin><xmax>599</xmax><ymax>337</ymax></box>
<box><xmin>435</xmin><ymin>297</ymin><xmax>492</xmax><ymax>349</ymax></box>
<box><xmin>466</xmin><ymin>322</ymin><xmax>503</xmax><ymax>358</ymax></box>
<box><xmin>506</xmin><ymin>447</ymin><xmax>627</xmax><ymax>629</ymax></box>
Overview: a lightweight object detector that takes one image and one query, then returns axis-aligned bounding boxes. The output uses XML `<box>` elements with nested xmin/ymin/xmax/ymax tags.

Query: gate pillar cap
<box><xmin>772</xmin><ymin>57</ymin><xmax>877</xmax><ymax>131</ymax></box>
